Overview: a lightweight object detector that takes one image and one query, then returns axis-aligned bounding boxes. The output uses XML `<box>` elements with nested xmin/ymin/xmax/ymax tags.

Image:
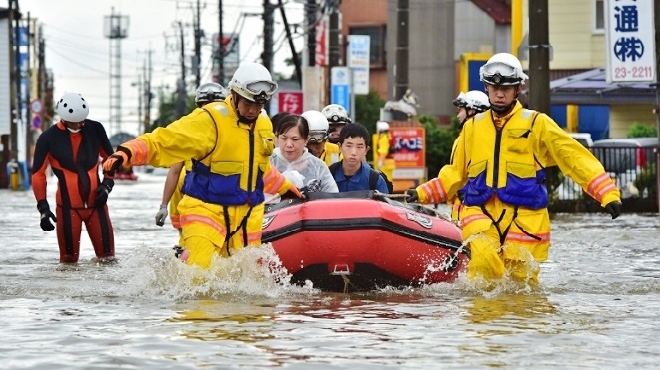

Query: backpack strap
<box><xmin>369</xmin><ymin>169</ymin><xmax>380</xmax><ymax>190</ymax></box>
<box><xmin>328</xmin><ymin>161</ymin><xmax>341</xmax><ymax>176</ymax></box>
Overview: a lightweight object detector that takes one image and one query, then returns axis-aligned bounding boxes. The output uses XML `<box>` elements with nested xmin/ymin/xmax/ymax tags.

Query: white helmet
<box><xmin>376</xmin><ymin>121</ymin><xmax>390</xmax><ymax>132</ymax></box>
<box><xmin>321</xmin><ymin>104</ymin><xmax>351</xmax><ymax>126</ymax></box>
<box><xmin>302</xmin><ymin>110</ymin><xmax>329</xmax><ymax>143</ymax></box>
<box><xmin>479</xmin><ymin>53</ymin><xmax>528</xmax><ymax>86</ymax></box>
<box><xmin>195</xmin><ymin>82</ymin><xmax>226</xmax><ymax>106</ymax></box>
<box><xmin>56</xmin><ymin>92</ymin><xmax>89</xmax><ymax>122</ymax></box>
<box><xmin>453</xmin><ymin>90</ymin><xmax>490</xmax><ymax>113</ymax></box>
<box><xmin>228</xmin><ymin>62</ymin><xmax>278</xmax><ymax>104</ymax></box>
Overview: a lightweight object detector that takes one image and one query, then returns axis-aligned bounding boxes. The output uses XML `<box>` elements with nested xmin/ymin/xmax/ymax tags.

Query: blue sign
<box><xmin>331</xmin><ymin>85</ymin><xmax>349</xmax><ymax>109</ymax></box>
<box><xmin>330</xmin><ymin>67</ymin><xmax>350</xmax><ymax>110</ymax></box>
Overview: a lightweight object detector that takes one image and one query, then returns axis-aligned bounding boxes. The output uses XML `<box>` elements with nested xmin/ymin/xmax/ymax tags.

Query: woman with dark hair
<box><xmin>269</xmin><ymin>114</ymin><xmax>338</xmax><ymax>200</ymax></box>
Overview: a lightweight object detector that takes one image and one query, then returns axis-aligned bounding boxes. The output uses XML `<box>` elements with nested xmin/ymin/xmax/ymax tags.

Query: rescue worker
<box><xmin>453</xmin><ymin>90</ymin><xmax>490</xmax><ymax>126</ymax></box>
<box><xmin>104</xmin><ymin>62</ymin><xmax>304</xmax><ymax>268</ymax></box>
<box><xmin>154</xmin><ymin>82</ymin><xmax>227</xmax><ymax>251</ymax></box>
<box><xmin>303</xmin><ymin>110</ymin><xmax>340</xmax><ymax>165</ymax></box>
<box><xmin>32</xmin><ymin>92</ymin><xmax>116</xmax><ymax>263</ymax></box>
<box><xmin>449</xmin><ymin>90</ymin><xmax>490</xmax><ymax>220</ymax></box>
<box><xmin>405</xmin><ymin>53</ymin><xmax>622</xmax><ymax>285</ymax></box>
<box><xmin>374</xmin><ymin>121</ymin><xmax>395</xmax><ymax>182</ymax></box>
<box><xmin>321</xmin><ymin>104</ymin><xmax>351</xmax><ymax>146</ymax></box>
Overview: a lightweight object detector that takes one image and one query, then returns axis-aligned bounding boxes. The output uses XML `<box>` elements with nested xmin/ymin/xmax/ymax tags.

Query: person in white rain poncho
<box><xmin>268</xmin><ymin>114</ymin><xmax>338</xmax><ymax>202</ymax></box>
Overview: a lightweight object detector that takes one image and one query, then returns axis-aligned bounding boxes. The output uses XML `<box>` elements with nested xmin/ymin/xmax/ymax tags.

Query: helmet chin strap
<box><xmin>232</xmin><ymin>92</ymin><xmax>259</xmax><ymax>124</ymax></box>
<box><xmin>64</xmin><ymin>121</ymin><xmax>84</xmax><ymax>133</ymax></box>
<box><xmin>489</xmin><ymin>91</ymin><xmax>520</xmax><ymax>116</ymax></box>
<box><xmin>490</xmin><ymin>103</ymin><xmax>514</xmax><ymax>115</ymax></box>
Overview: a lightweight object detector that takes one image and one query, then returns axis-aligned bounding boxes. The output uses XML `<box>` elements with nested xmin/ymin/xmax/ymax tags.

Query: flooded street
<box><xmin>2</xmin><ymin>173</ymin><xmax>660</xmax><ymax>369</ymax></box>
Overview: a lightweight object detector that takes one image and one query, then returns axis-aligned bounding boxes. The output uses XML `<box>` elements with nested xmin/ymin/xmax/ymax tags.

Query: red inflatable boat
<box><xmin>262</xmin><ymin>191</ymin><xmax>469</xmax><ymax>292</ymax></box>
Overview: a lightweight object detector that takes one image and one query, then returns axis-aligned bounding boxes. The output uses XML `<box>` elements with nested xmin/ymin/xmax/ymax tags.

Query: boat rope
<box><xmin>376</xmin><ymin>191</ymin><xmax>466</xmax><ymax>270</ymax></box>
<box><xmin>341</xmin><ymin>275</ymin><xmax>352</xmax><ymax>294</ymax></box>
<box><xmin>375</xmin><ymin>191</ymin><xmax>456</xmax><ymax>224</ymax></box>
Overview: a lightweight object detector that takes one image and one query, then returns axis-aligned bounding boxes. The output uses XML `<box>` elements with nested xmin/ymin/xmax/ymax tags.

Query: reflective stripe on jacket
<box><xmin>423</xmin><ymin>101</ymin><xmax>620</xmax><ymax>208</ymax></box>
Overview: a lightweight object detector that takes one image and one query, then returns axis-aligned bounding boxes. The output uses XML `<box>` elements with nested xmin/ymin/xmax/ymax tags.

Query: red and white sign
<box><xmin>391</xmin><ymin>127</ymin><xmax>426</xmax><ymax>179</ymax></box>
<box><xmin>278</xmin><ymin>91</ymin><xmax>303</xmax><ymax>115</ymax></box>
<box><xmin>315</xmin><ymin>17</ymin><xmax>327</xmax><ymax>66</ymax></box>
<box><xmin>30</xmin><ymin>99</ymin><xmax>43</xmax><ymax>114</ymax></box>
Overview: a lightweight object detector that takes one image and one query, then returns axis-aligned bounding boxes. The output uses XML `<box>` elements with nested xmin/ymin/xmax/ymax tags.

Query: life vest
<box><xmin>181</xmin><ymin>102</ymin><xmax>276</xmax><ymax>206</ymax></box>
<box><xmin>377</xmin><ymin>132</ymin><xmax>395</xmax><ymax>159</ymax></box>
<box><xmin>461</xmin><ymin>109</ymin><xmax>548</xmax><ymax>209</ymax></box>
<box><xmin>321</xmin><ymin>141</ymin><xmax>341</xmax><ymax>165</ymax></box>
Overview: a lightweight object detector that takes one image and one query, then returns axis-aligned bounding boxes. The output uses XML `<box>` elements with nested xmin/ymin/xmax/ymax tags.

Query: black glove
<box><xmin>94</xmin><ymin>178</ymin><xmax>114</xmax><ymax>207</ymax></box>
<box><xmin>37</xmin><ymin>200</ymin><xmax>57</xmax><ymax>231</ymax></box>
<box><xmin>102</xmin><ymin>146</ymin><xmax>132</xmax><ymax>174</ymax></box>
<box><xmin>405</xmin><ymin>187</ymin><xmax>419</xmax><ymax>203</ymax></box>
<box><xmin>605</xmin><ymin>200</ymin><xmax>622</xmax><ymax>219</ymax></box>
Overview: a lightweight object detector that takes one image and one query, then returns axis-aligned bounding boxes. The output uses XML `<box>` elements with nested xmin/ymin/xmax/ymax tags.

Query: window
<box><xmin>349</xmin><ymin>25</ymin><xmax>386</xmax><ymax>68</ymax></box>
<box><xmin>594</xmin><ymin>0</ymin><xmax>604</xmax><ymax>34</ymax></box>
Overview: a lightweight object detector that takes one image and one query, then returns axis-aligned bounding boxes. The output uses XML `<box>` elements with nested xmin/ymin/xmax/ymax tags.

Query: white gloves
<box><xmin>155</xmin><ymin>205</ymin><xmax>168</xmax><ymax>227</ymax></box>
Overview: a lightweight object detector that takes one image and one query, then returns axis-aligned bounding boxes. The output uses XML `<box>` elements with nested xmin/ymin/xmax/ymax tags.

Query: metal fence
<box><xmin>546</xmin><ymin>145</ymin><xmax>658</xmax><ymax>213</ymax></box>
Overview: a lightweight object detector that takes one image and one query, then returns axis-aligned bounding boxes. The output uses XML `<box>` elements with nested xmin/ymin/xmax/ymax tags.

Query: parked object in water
<box><xmin>262</xmin><ymin>191</ymin><xmax>468</xmax><ymax>293</ymax></box>
<box><xmin>592</xmin><ymin>138</ymin><xmax>658</xmax><ymax>198</ymax></box>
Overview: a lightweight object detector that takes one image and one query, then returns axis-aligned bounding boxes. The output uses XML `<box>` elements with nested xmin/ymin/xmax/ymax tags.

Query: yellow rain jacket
<box><xmin>375</xmin><ymin>132</ymin><xmax>395</xmax><ymax>181</ymax></box>
<box><xmin>321</xmin><ymin>141</ymin><xmax>341</xmax><ymax>166</ymax></box>
<box><xmin>415</xmin><ymin>101</ymin><xmax>620</xmax><ymax>283</ymax></box>
<box><xmin>119</xmin><ymin>96</ymin><xmax>295</xmax><ymax>268</ymax></box>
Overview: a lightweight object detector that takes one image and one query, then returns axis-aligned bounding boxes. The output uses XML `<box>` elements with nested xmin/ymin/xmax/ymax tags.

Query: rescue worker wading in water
<box><xmin>32</xmin><ymin>92</ymin><xmax>116</xmax><ymax>263</ymax></box>
<box><xmin>104</xmin><ymin>62</ymin><xmax>304</xmax><ymax>269</ymax></box>
<box><xmin>449</xmin><ymin>90</ymin><xmax>490</xmax><ymax>220</ymax></box>
<box><xmin>405</xmin><ymin>53</ymin><xmax>622</xmax><ymax>285</ymax></box>
<box><xmin>154</xmin><ymin>82</ymin><xmax>227</xmax><ymax>253</ymax></box>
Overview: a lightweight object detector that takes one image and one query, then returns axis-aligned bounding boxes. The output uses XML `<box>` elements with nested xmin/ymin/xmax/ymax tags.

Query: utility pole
<box><xmin>262</xmin><ymin>0</ymin><xmax>274</xmax><ymax>72</ymax></box>
<box><xmin>218</xmin><ymin>0</ymin><xmax>224</xmax><ymax>85</ymax></box>
<box><xmin>394</xmin><ymin>0</ymin><xmax>409</xmax><ymax>100</ymax></box>
<box><xmin>277</xmin><ymin>0</ymin><xmax>302</xmax><ymax>86</ymax></box>
<box><xmin>328</xmin><ymin>2</ymin><xmax>341</xmax><ymax>105</ymax></box>
<box><xmin>144</xmin><ymin>47</ymin><xmax>153</xmax><ymax>133</ymax></box>
<box><xmin>527</xmin><ymin>0</ymin><xmax>550</xmax><ymax>114</ymax></box>
<box><xmin>193</xmin><ymin>0</ymin><xmax>202</xmax><ymax>88</ymax></box>
<box><xmin>262</xmin><ymin>0</ymin><xmax>274</xmax><ymax>114</ymax></box>
<box><xmin>8</xmin><ymin>0</ymin><xmax>19</xmax><ymax>173</ymax></box>
<box><xmin>654</xmin><ymin>0</ymin><xmax>660</xmax><ymax>215</ymax></box>
<box><xmin>134</xmin><ymin>71</ymin><xmax>142</xmax><ymax>135</ymax></box>
<box><xmin>176</xmin><ymin>21</ymin><xmax>187</xmax><ymax>118</ymax></box>
<box><xmin>306</xmin><ymin>0</ymin><xmax>316</xmax><ymax>67</ymax></box>
<box><xmin>37</xmin><ymin>24</ymin><xmax>46</xmax><ymax>130</ymax></box>
<box><xmin>24</xmin><ymin>12</ymin><xmax>31</xmax><ymax>166</ymax></box>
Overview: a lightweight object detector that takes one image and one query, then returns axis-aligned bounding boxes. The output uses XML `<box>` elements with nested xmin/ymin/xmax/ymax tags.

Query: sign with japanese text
<box><xmin>390</xmin><ymin>127</ymin><xmax>425</xmax><ymax>170</ymax></box>
<box><xmin>347</xmin><ymin>35</ymin><xmax>370</xmax><ymax>95</ymax></box>
<box><xmin>605</xmin><ymin>0</ymin><xmax>656</xmax><ymax>83</ymax></box>
<box><xmin>277</xmin><ymin>91</ymin><xmax>303</xmax><ymax>115</ymax></box>
<box><xmin>315</xmin><ymin>17</ymin><xmax>327</xmax><ymax>66</ymax></box>
<box><xmin>330</xmin><ymin>67</ymin><xmax>351</xmax><ymax>109</ymax></box>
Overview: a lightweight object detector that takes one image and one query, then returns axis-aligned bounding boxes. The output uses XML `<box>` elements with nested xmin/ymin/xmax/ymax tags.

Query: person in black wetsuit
<box><xmin>31</xmin><ymin>92</ymin><xmax>116</xmax><ymax>263</ymax></box>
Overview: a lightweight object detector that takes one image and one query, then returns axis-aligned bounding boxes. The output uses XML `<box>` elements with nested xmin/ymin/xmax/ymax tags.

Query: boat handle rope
<box><xmin>374</xmin><ymin>191</ymin><xmax>456</xmax><ymax>225</ymax></box>
<box><xmin>376</xmin><ymin>191</ymin><xmax>467</xmax><ymax>273</ymax></box>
